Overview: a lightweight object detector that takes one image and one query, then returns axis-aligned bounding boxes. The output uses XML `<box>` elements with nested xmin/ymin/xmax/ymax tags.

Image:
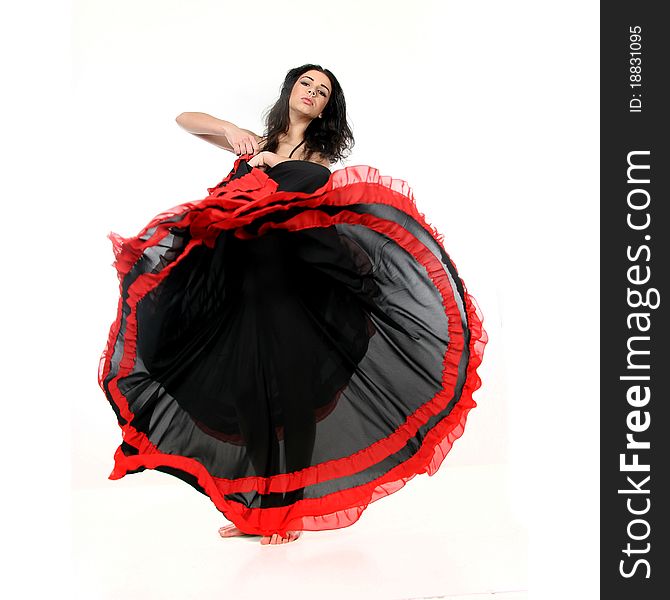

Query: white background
<box><xmin>2</xmin><ymin>1</ymin><xmax>598</xmax><ymax>598</ymax></box>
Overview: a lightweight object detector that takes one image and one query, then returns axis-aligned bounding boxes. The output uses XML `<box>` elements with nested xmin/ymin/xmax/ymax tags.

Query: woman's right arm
<box><xmin>175</xmin><ymin>112</ymin><xmax>262</xmax><ymax>155</ymax></box>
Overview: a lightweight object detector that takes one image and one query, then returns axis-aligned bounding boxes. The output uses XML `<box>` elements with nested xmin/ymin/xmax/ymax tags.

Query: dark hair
<box><xmin>259</xmin><ymin>64</ymin><xmax>354</xmax><ymax>164</ymax></box>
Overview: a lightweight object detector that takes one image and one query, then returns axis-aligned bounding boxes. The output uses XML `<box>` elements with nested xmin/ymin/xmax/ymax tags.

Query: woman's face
<box><xmin>289</xmin><ymin>69</ymin><xmax>332</xmax><ymax>119</ymax></box>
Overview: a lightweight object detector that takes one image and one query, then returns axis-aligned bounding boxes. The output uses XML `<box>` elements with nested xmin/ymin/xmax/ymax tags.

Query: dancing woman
<box><xmin>99</xmin><ymin>63</ymin><xmax>488</xmax><ymax>546</ymax></box>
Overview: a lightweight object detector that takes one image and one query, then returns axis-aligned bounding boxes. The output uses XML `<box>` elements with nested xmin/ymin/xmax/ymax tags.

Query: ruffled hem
<box><xmin>108</xmin><ymin>294</ymin><xmax>486</xmax><ymax>537</ymax></box>
<box><xmin>103</xmin><ymin>156</ymin><xmax>449</xmax><ymax>278</ymax></box>
<box><xmin>98</xmin><ymin>154</ymin><xmax>489</xmax><ymax>537</ymax></box>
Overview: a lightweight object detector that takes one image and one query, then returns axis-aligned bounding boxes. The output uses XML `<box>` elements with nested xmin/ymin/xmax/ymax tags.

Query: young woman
<box><xmin>175</xmin><ymin>67</ymin><xmax>338</xmax><ymax>170</ymax></box>
<box><xmin>99</xmin><ymin>64</ymin><xmax>488</xmax><ymax>546</ymax></box>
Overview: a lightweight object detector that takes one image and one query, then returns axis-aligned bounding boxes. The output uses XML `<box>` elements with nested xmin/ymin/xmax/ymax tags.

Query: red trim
<box><xmin>98</xmin><ymin>159</ymin><xmax>488</xmax><ymax>537</ymax></box>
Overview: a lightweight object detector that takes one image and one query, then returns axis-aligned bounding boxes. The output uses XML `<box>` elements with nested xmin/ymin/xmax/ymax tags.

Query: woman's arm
<box><xmin>246</xmin><ymin>151</ymin><xmax>287</xmax><ymax>170</ymax></box>
<box><xmin>175</xmin><ymin>112</ymin><xmax>262</xmax><ymax>155</ymax></box>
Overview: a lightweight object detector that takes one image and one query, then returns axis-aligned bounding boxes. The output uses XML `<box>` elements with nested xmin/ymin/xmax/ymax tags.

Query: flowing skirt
<box><xmin>98</xmin><ymin>157</ymin><xmax>488</xmax><ymax>537</ymax></box>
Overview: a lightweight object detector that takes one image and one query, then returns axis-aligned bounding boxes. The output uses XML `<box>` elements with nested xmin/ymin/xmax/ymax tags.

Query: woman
<box><xmin>178</xmin><ymin>67</ymin><xmax>342</xmax><ymax>170</ymax></box>
<box><xmin>99</xmin><ymin>64</ymin><xmax>488</xmax><ymax>546</ymax></box>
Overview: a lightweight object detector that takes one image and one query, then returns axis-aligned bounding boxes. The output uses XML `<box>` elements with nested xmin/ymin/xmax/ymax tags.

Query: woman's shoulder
<box><xmin>297</xmin><ymin>146</ymin><xmax>330</xmax><ymax>168</ymax></box>
<box><xmin>309</xmin><ymin>152</ymin><xmax>331</xmax><ymax>168</ymax></box>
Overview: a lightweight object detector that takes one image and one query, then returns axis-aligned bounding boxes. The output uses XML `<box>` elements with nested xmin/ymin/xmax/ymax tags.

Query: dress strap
<box><xmin>288</xmin><ymin>139</ymin><xmax>305</xmax><ymax>158</ymax></box>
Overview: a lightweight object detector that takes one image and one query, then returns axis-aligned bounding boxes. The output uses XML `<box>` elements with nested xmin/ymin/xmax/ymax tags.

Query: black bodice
<box><xmin>264</xmin><ymin>159</ymin><xmax>331</xmax><ymax>194</ymax></box>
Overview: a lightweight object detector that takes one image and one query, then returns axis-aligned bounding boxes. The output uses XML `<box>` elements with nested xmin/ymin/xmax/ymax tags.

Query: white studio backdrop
<box><xmin>72</xmin><ymin>0</ymin><xmax>506</xmax><ymax>489</ymax></box>
<box><xmin>2</xmin><ymin>0</ymin><xmax>598</xmax><ymax>597</ymax></box>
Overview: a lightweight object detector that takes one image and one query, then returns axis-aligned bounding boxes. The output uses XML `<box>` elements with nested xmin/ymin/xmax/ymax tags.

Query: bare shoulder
<box><xmin>310</xmin><ymin>151</ymin><xmax>331</xmax><ymax>168</ymax></box>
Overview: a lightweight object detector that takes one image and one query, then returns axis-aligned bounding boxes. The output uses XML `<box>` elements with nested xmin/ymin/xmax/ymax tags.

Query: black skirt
<box><xmin>98</xmin><ymin>156</ymin><xmax>488</xmax><ymax>538</ymax></box>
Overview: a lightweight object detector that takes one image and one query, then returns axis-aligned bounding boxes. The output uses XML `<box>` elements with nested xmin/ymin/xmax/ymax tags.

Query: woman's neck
<box><xmin>283</xmin><ymin>110</ymin><xmax>312</xmax><ymax>145</ymax></box>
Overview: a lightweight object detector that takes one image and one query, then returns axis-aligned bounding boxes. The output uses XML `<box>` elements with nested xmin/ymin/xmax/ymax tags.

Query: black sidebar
<box><xmin>601</xmin><ymin>2</ymin><xmax>669</xmax><ymax>597</ymax></box>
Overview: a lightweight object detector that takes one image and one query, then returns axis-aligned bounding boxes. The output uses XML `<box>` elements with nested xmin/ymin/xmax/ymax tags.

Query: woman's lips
<box><xmin>301</xmin><ymin>97</ymin><xmax>313</xmax><ymax>105</ymax></box>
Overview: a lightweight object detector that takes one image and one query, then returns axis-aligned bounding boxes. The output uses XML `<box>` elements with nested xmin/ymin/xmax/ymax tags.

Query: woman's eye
<box><xmin>300</xmin><ymin>80</ymin><xmax>327</xmax><ymax>97</ymax></box>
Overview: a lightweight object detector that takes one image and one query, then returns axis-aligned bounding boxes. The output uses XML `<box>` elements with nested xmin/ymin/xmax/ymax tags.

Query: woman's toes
<box><xmin>219</xmin><ymin>525</ymin><xmax>251</xmax><ymax>537</ymax></box>
<box><xmin>260</xmin><ymin>531</ymin><xmax>302</xmax><ymax>544</ymax></box>
<box><xmin>218</xmin><ymin>525</ymin><xmax>232</xmax><ymax>536</ymax></box>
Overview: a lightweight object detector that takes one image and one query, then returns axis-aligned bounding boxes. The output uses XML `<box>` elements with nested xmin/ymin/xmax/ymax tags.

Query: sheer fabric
<box><xmin>98</xmin><ymin>155</ymin><xmax>488</xmax><ymax>537</ymax></box>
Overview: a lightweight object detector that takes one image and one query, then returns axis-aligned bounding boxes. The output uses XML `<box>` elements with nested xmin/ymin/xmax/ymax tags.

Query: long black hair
<box><xmin>259</xmin><ymin>64</ymin><xmax>354</xmax><ymax>165</ymax></box>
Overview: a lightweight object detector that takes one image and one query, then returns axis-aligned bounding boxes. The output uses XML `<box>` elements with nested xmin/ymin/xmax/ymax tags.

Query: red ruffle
<box><xmin>98</xmin><ymin>156</ymin><xmax>488</xmax><ymax>538</ymax></box>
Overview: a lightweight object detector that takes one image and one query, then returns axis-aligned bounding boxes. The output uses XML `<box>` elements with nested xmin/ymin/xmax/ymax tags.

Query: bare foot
<box><xmin>260</xmin><ymin>531</ymin><xmax>302</xmax><ymax>545</ymax></box>
<box><xmin>218</xmin><ymin>524</ymin><xmax>254</xmax><ymax>538</ymax></box>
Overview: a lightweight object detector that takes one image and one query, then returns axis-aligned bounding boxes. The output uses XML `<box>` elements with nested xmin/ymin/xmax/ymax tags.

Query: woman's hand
<box><xmin>247</xmin><ymin>151</ymin><xmax>270</xmax><ymax>170</ymax></box>
<box><xmin>223</xmin><ymin>124</ymin><xmax>261</xmax><ymax>156</ymax></box>
<box><xmin>246</xmin><ymin>151</ymin><xmax>288</xmax><ymax>170</ymax></box>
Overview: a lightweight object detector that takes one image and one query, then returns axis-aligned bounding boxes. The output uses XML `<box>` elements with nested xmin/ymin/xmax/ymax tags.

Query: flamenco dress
<box><xmin>98</xmin><ymin>142</ymin><xmax>488</xmax><ymax>538</ymax></box>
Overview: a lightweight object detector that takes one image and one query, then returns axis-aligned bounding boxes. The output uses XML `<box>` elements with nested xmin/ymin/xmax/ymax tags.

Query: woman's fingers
<box><xmin>247</xmin><ymin>136</ymin><xmax>259</xmax><ymax>155</ymax></box>
<box><xmin>230</xmin><ymin>134</ymin><xmax>260</xmax><ymax>156</ymax></box>
<box><xmin>246</xmin><ymin>153</ymin><xmax>265</xmax><ymax>170</ymax></box>
<box><xmin>225</xmin><ymin>126</ymin><xmax>261</xmax><ymax>156</ymax></box>
<box><xmin>229</xmin><ymin>131</ymin><xmax>260</xmax><ymax>156</ymax></box>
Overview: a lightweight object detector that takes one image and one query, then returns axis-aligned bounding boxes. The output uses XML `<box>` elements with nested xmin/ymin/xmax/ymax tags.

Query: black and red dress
<box><xmin>98</xmin><ymin>148</ymin><xmax>488</xmax><ymax>538</ymax></box>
